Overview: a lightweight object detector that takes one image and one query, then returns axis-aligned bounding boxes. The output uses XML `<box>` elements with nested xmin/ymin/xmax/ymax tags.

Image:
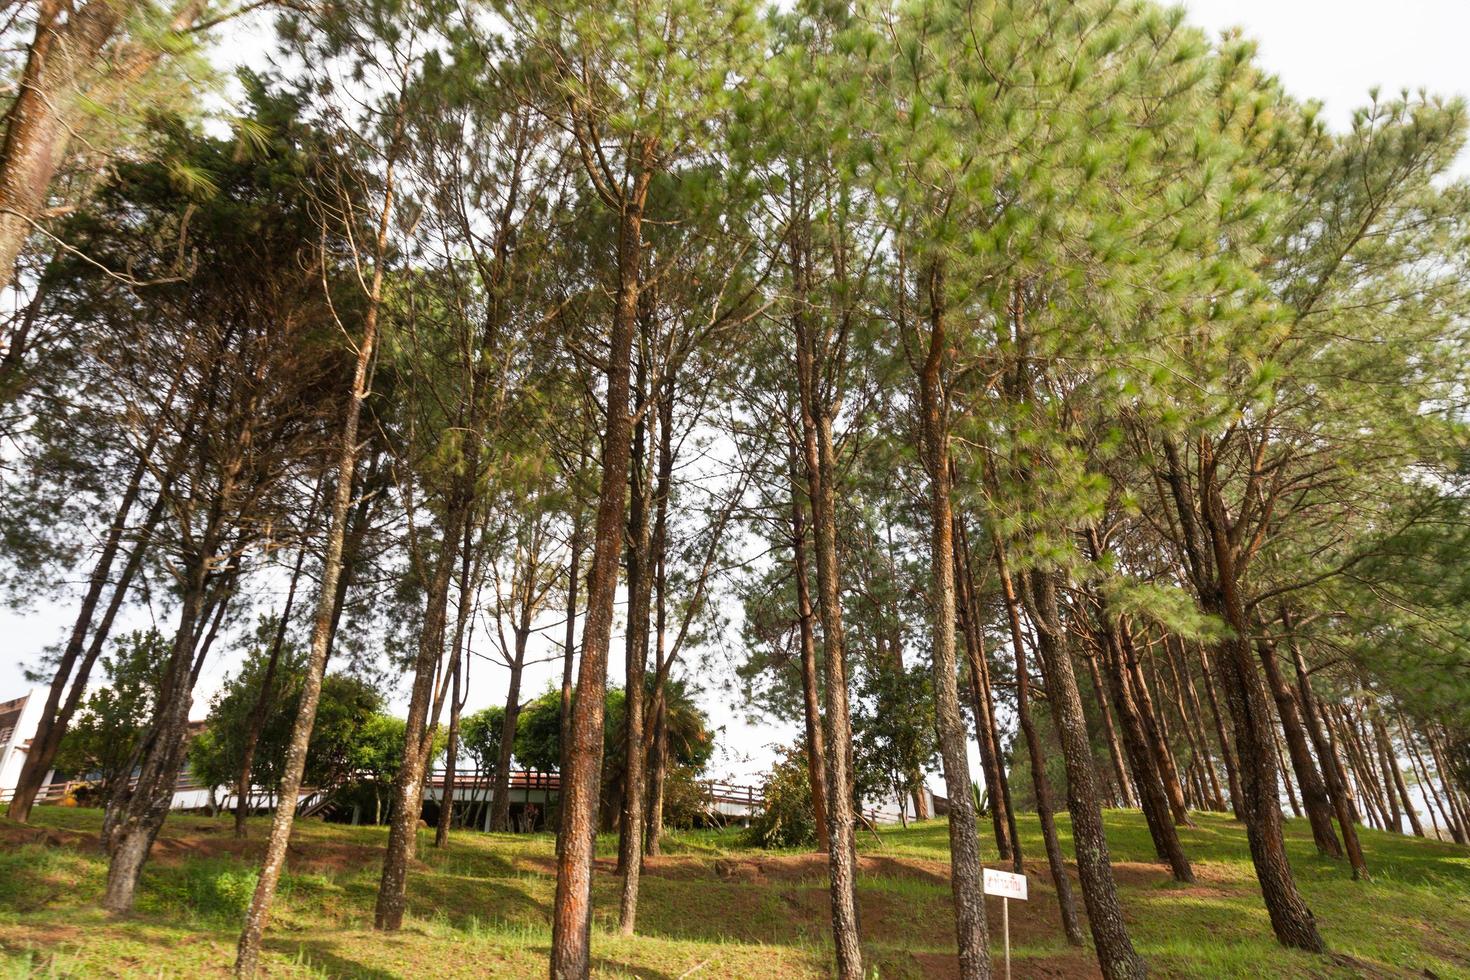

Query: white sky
<box><xmin>3</xmin><ymin>1</ymin><xmax>1467</xmax><ymax>788</ymax></box>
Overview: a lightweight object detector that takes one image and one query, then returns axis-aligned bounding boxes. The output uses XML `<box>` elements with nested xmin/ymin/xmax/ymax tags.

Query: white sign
<box><xmin>983</xmin><ymin>867</ymin><xmax>1028</xmax><ymax>901</ymax></box>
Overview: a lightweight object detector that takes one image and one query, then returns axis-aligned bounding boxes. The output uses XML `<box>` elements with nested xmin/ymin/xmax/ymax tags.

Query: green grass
<box><xmin>0</xmin><ymin>806</ymin><xmax>1466</xmax><ymax>978</ymax></box>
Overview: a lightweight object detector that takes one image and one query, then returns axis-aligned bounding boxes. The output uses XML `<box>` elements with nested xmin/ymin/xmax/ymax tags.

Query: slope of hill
<box><xmin>1</xmin><ymin>806</ymin><xmax>1467</xmax><ymax>978</ymax></box>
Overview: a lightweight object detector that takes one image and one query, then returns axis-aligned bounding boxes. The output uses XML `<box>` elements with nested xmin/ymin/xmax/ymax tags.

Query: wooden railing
<box><xmin>0</xmin><ymin>772</ymin><xmax>208</xmax><ymax>805</ymax></box>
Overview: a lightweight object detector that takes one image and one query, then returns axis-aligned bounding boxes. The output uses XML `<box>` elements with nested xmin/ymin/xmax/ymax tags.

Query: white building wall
<box><xmin>0</xmin><ymin>689</ymin><xmax>51</xmax><ymax>796</ymax></box>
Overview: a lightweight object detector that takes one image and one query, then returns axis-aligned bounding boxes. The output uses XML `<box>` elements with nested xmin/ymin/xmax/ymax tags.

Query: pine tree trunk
<box><xmin>789</xmin><ymin>204</ymin><xmax>862</xmax><ymax>980</ymax></box>
<box><xmin>788</xmin><ymin>439</ymin><xmax>831</xmax><ymax>853</ymax></box>
<box><xmin>103</xmin><ymin>525</ymin><xmax>218</xmax><ymax>912</ymax></box>
<box><xmin>1196</xmin><ymin>644</ymin><xmax>1243</xmax><ymax>817</ymax></box>
<box><xmin>435</xmin><ymin>643</ymin><xmax>465</xmax><ymax>848</ymax></box>
<box><xmin>557</xmin><ymin>508</ymin><xmax>583</xmax><ymax>837</ymax></box>
<box><xmin>550</xmin><ymin>148</ymin><xmax>650</xmax><ymax>980</ymax></box>
<box><xmin>1255</xmin><ymin>635</ymin><xmax>1340</xmax><ymax>855</ymax></box>
<box><xmin>7</xmin><ymin>451</ymin><xmax>165</xmax><ymax>822</ymax></box>
<box><xmin>0</xmin><ymin>0</ymin><xmax>121</xmax><ymax>295</ymax></box>
<box><xmin>953</xmin><ymin>510</ymin><xmax>1015</xmax><ymax>866</ymax></box>
<box><xmin>373</xmin><ymin>507</ymin><xmax>464</xmax><ymax>930</ymax></box>
<box><xmin>1027</xmin><ymin>569</ymin><xmax>1146</xmax><ymax>979</ymax></box>
<box><xmin>641</xmin><ymin>377</ymin><xmax>676</xmax><ymax>858</ymax></box>
<box><xmin>232</xmin><ymin>156</ymin><xmax>388</xmax><ymax>969</ymax></box>
<box><xmin>1084</xmin><ymin>646</ymin><xmax>1135</xmax><ymax>808</ymax></box>
<box><xmin>1118</xmin><ymin>620</ymin><xmax>1193</xmax><ymax>828</ymax></box>
<box><xmin>1096</xmin><ymin>615</ymin><xmax>1193</xmax><ymax>882</ymax></box>
<box><xmin>914</xmin><ymin>262</ymin><xmax>992</xmax><ymax>979</ymax></box>
<box><xmin>1372</xmin><ymin>712</ymin><xmax>1421</xmax><ymax>837</ymax></box>
<box><xmin>234</xmin><ymin>495</ymin><xmax>319</xmax><ymax>839</ymax></box>
<box><xmin>1165</xmin><ymin>637</ymin><xmax>1225</xmax><ymax>811</ymax></box>
<box><xmin>491</xmin><ymin>627</ymin><xmax>529</xmax><ymax>833</ymax></box>
<box><xmin>618</xmin><ymin>342</ymin><xmax>656</xmax><ymax>932</ymax></box>
<box><xmin>994</xmin><ymin>540</ymin><xmax>1083</xmax><ymax>946</ymax></box>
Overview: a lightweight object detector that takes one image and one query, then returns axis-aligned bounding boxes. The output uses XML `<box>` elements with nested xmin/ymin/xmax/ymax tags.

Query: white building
<box><xmin>0</xmin><ymin>688</ymin><xmax>53</xmax><ymax>803</ymax></box>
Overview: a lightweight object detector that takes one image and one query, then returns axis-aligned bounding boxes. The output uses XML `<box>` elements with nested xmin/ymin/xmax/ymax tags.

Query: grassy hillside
<box><xmin>1</xmin><ymin>806</ymin><xmax>1467</xmax><ymax>978</ymax></box>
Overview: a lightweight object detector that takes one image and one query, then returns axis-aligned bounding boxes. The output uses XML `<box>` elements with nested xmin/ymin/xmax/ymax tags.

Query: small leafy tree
<box><xmin>54</xmin><ymin>630</ymin><xmax>168</xmax><ymax>805</ymax></box>
<box><xmin>852</xmin><ymin>664</ymin><xmax>939</xmax><ymax>826</ymax></box>
<box><xmin>744</xmin><ymin>744</ymin><xmax>817</xmax><ymax>850</ymax></box>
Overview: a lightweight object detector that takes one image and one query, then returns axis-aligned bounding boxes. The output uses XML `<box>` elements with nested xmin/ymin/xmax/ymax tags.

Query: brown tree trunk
<box><xmin>618</xmin><ymin>340</ymin><xmax>656</xmax><ymax>932</ymax></box>
<box><xmin>1095</xmin><ymin>615</ymin><xmax>1193</xmax><ymax>882</ymax></box>
<box><xmin>914</xmin><ymin>261</ymin><xmax>992</xmax><ymax>979</ymax></box>
<box><xmin>642</xmin><ymin>377</ymin><xmax>675</xmax><ymax>857</ymax></box>
<box><xmin>104</xmin><ymin>503</ymin><xmax>224</xmax><ymax>912</ymax></box>
<box><xmin>0</xmin><ymin>0</ymin><xmax>120</xmax><ymax>294</ymax></box>
<box><xmin>1372</xmin><ymin>711</ymin><xmax>1421</xmax><ymax>837</ymax></box>
<box><xmin>557</xmin><ymin>507</ymin><xmax>583</xmax><ymax>836</ymax></box>
<box><xmin>1027</xmin><ymin>569</ymin><xmax>1146</xmax><ymax>979</ymax></box>
<box><xmin>1256</xmin><ymin>635</ymin><xmax>1340</xmax><ymax>855</ymax></box>
<box><xmin>953</xmin><ymin>510</ymin><xmax>1016</xmax><ymax>866</ymax></box>
<box><xmin>234</xmin><ymin>485</ymin><xmax>322</xmax><ymax>839</ymax></box>
<box><xmin>1118</xmin><ymin>619</ymin><xmax>1193</xmax><ymax>828</ymax></box>
<box><xmin>1288</xmin><ymin>640</ymin><xmax>1360</xmax><ymax>871</ymax></box>
<box><xmin>1165</xmin><ymin>637</ymin><xmax>1224</xmax><ymax>811</ymax></box>
<box><xmin>233</xmin><ymin>152</ymin><xmax>389</xmax><ymax>970</ymax></box>
<box><xmin>435</xmin><ymin>642</ymin><xmax>465</xmax><ymax>848</ymax></box>
<box><xmin>1197</xmin><ymin>644</ymin><xmax>1242</xmax><ymax>817</ymax></box>
<box><xmin>550</xmin><ymin>148</ymin><xmax>650</xmax><ymax>980</ymax></box>
<box><xmin>373</xmin><ymin>505</ymin><xmax>464</xmax><ymax>930</ymax></box>
<box><xmin>789</xmin><ymin>436</ymin><xmax>830</xmax><ymax>854</ymax></box>
<box><xmin>7</xmin><ymin>449</ymin><xmax>164</xmax><ymax>822</ymax></box>
<box><xmin>1161</xmin><ymin>437</ymin><xmax>1323</xmax><ymax>952</ymax></box>
<box><xmin>492</xmin><ymin>622</ymin><xmax>531</xmax><ymax>833</ymax></box>
<box><xmin>1084</xmin><ymin>646</ymin><xmax>1135</xmax><ymax>808</ymax></box>
<box><xmin>994</xmin><ymin>540</ymin><xmax>1083</xmax><ymax>946</ymax></box>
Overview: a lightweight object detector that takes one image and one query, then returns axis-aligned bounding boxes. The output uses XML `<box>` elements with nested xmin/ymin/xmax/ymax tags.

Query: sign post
<box><xmin>983</xmin><ymin>867</ymin><xmax>1028</xmax><ymax>980</ymax></box>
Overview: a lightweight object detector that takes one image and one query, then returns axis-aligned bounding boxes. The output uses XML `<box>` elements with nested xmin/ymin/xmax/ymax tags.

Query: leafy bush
<box><xmin>743</xmin><ymin>745</ymin><xmax>816</xmax><ymax>849</ymax></box>
<box><xmin>181</xmin><ymin>863</ymin><xmax>259</xmax><ymax>921</ymax></box>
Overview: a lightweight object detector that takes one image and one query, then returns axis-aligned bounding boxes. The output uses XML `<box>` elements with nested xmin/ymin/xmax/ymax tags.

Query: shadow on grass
<box><xmin>269</xmin><ymin>937</ymin><xmax>402</xmax><ymax>979</ymax></box>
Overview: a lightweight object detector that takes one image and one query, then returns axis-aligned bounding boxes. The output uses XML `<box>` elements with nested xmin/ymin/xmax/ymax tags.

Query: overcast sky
<box><xmin>3</xmin><ymin>1</ymin><xmax>1467</xmax><ymax>785</ymax></box>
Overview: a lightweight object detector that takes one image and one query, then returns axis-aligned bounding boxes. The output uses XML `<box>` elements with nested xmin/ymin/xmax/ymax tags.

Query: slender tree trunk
<box><xmin>1095</xmin><ymin>615</ymin><xmax>1193</xmax><ymax>882</ymax></box>
<box><xmin>1084</xmin><ymin>647</ymin><xmax>1135</xmax><ymax>808</ymax></box>
<box><xmin>1401</xmin><ymin>716</ymin><xmax>1451</xmax><ymax>843</ymax></box>
<box><xmin>375</xmin><ymin>512</ymin><xmax>464</xmax><ymax>930</ymax></box>
<box><xmin>789</xmin><ymin>439</ymin><xmax>830</xmax><ymax>854</ymax></box>
<box><xmin>7</xmin><ymin>451</ymin><xmax>163</xmax><ymax>822</ymax></box>
<box><xmin>1118</xmin><ymin>619</ymin><xmax>1192</xmax><ymax>828</ymax></box>
<box><xmin>618</xmin><ymin>341</ymin><xmax>657</xmax><ymax>932</ymax></box>
<box><xmin>1197</xmin><ymin>645</ymin><xmax>1242</xmax><ymax>817</ymax></box>
<box><xmin>550</xmin><ymin>149</ymin><xmax>650</xmax><ymax>980</ymax></box>
<box><xmin>789</xmin><ymin>205</ymin><xmax>862</xmax><ymax>979</ymax></box>
<box><xmin>103</xmin><ymin>521</ymin><xmax>219</xmax><ymax>912</ymax></box>
<box><xmin>1274</xmin><ymin>727</ymin><xmax>1301</xmax><ymax>817</ymax></box>
<box><xmin>1256</xmin><ymin>635</ymin><xmax>1339</xmax><ymax>855</ymax></box>
<box><xmin>1372</xmin><ymin>712</ymin><xmax>1421</xmax><ymax>837</ymax></box>
<box><xmin>233</xmin><ymin>156</ymin><xmax>388</xmax><ymax>967</ymax></box>
<box><xmin>994</xmin><ymin>540</ymin><xmax>1083</xmax><ymax>946</ymax></box>
<box><xmin>641</xmin><ymin>378</ymin><xmax>675</xmax><ymax>857</ymax></box>
<box><xmin>1427</xmin><ymin>731</ymin><xmax>1468</xmax><ymax>843</ymax></box>
<box><xmin>914</xmin><ymin>261</ymin><xmax>992</xmax><ymax>979</ymax></box>
<box><xmin>234</xmin><ymin>487</ymin><xmax>321</xmax><ymax>839</ymax></box>
<box><xmin>492</xmin><ymin>629</ymin><xmax>529</xmax><ymax>832</ymax></box>
<box><xmin>557</xmin><ymin>507</ymin><xmax>583</xmax><ymax>836</ymax></box>
<box><xmin>1027</xmin><ymin>569</ymin><xmax>1146</xmax><ymax>979</ymax></box>
<box><xmin>953</xmin><ymin>509</ymin><xmax>1015</xmax><ymax>865</ymax></box>
<box><xmin>435</xmin><ymin>647</ymin><xmax>464</xmax><ymax>847</ymax></box>
<box><xmin>1166</xmin><ymin>637</ymin><xmax>1224</xmax><ymax>811</ymax></box>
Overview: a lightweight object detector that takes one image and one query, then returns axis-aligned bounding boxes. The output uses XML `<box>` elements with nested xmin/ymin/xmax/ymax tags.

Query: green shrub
<box><xmin>743</xmin><ymin>744</ymin><xmax>816</xmax><ymax>849</ymax></box>
<box><xmin>181</xmin><ymin>862</ymin><xmax>259</xmax><ymax>921</ymax></box>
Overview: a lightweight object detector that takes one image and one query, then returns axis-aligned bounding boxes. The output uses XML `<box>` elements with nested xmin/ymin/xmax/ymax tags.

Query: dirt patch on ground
<box><xmin>0</xmin><ymin>822</ymin><xmax>100</xmax><ymax>854</ymax></box>
<box><xmin>902</xmin><ymin>948</ymin><xmax>1103</xmax><ymax>979</ymax></box>
<box><xmin>0</xmin><ymin>819</ymin><xmax>396</xmax><ymax>876</ymax></box>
